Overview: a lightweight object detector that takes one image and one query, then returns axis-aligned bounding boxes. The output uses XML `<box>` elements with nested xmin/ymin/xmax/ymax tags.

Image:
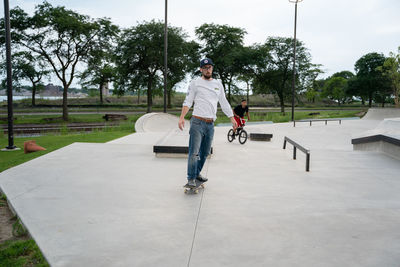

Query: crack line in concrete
<box><xmin>10</xmin><ymin>184</ymin><xmax>42</xmax><ymax>201</ymax></box>
<box><xmin>186</xmin><ymin>186</ymin><xmax>205</xmax><ymax>267</ymax></box>
<box><xmin>187</xmin><ymin>160</ymin><xmax>210</xmax><ymax>267</ymax></box>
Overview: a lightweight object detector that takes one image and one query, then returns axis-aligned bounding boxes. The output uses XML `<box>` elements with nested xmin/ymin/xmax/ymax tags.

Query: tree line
<box><xmin>1</xmin><ymin>1</ymin><xmax>399</xmax><ymax>121</ymax></box>
<box><xmin>309</xmin><ymin>51</ymin><xmax>400</xmax><ymax>108</ymax></box>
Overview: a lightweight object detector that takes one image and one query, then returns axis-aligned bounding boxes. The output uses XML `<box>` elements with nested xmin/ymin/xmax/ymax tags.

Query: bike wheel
<box><xmin>239</xmin><ymin>130</ymin><xmax>248</xmax><ymax>144</ymax></box>
<box><xmin>227</xmin><ymin>129</ymin><xmax>235</xmax><ymax>142</ymax></box>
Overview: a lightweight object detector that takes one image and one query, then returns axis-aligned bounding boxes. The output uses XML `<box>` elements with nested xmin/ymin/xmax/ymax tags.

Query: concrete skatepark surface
<box><xmin>1</xmin><ymin>109</ymin><xmax>400</xmax><ymax>266</ymax></box>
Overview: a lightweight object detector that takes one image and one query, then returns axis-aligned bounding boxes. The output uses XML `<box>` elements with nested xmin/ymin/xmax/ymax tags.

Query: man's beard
<box><xmin>203</xmin><ymin>73</ymin><xmax>212</xmax><ymax>80</ymax></box>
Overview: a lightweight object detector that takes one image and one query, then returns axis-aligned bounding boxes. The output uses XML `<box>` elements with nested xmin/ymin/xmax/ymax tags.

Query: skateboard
<box><xmin>183</xmin><ymin>180</ymin><xmax>206</xmax><ymax>194</ymax></box>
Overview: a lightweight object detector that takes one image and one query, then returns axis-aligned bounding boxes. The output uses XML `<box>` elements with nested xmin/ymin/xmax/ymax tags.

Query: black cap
<box><xmin>200</xmin><ymin>58</ymin><xmax>214</xmax><ymax>68</ymax></box>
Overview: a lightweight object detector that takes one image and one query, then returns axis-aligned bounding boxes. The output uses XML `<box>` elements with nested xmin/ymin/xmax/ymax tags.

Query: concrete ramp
<box><xmin>135</xmin><ymin>112</ymin><xmax>184</xmax><ymax>133</ymax></box>
<box><xmin>133</xmin><ymin>113</ymin><xmax>195</xmax><ymax>157</ymax></box>
<box><xmin>362</xmin><ymin>108</ymin><xmax>400</xmax><ymax>120</ymax></box>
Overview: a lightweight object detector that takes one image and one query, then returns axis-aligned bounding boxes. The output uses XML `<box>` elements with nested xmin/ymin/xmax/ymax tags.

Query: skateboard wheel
<box><xmin>184</xmin><ymin>189</ymin><xmax>188</xmax><ymax>194</ymax></box>
<box><xmin>195</xmin><ymin>190</ymin><xmax>199</xmax><ymax>194</ymax></box>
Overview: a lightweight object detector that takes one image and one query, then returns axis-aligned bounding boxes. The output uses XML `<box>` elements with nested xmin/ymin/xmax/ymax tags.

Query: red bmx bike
<box><xmin>227</xmin><ymin>117</ymin><xmax>248</xmax><ymax>144</ymax></box>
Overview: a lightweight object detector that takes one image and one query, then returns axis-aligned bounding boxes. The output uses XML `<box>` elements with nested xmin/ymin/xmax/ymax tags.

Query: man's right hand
<box><xmin>178</xmin><ymin>117</ymin><xmax>185</xmax><ymax>130</ymax></box>
<box><xmin>230</xmin><ymin>117</ymin><xmax>238</xmax><ymax>131</ymax></box>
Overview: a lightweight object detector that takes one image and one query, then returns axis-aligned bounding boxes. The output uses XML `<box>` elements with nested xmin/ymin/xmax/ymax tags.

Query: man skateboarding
<box><xmin>178</xmin><ymin>58</ymin><xmax>237</xmax><ymax>188</ymax></box>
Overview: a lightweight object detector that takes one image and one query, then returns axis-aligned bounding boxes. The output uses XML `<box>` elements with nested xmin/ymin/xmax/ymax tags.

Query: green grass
<box><xmin>0</xmin><ymin>194</ymin><xmax>6</xmax><ymax>207</ymax></box>
<box><xmin>0</xmin><ymin>239</ymin><xmax>49</xmax><ymax>267</ymax></box>
<box><xmin>12</xmin><ymin>218</ymin><xmax>28</xmax><ymax>238</ymax></box>
<box><xmin>0</xmin><ymin>113</ymin><xmax>139</xmax><ymax>172</ymax></box>
<box><xmin>0</xmin><ymin>130</ymin><xmax>133</xmax><ymax>172</ymax></box>
<box><xmin>0</xmin><ymin>195</ymin><xmax>42</xmax><ymax>267</ymax></box>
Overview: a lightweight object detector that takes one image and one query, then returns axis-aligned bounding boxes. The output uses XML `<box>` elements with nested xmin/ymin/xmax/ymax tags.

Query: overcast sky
<box><xmin>2</xmin><ymin>0</ymin><xmax>400</xmax><ymax>88</ymax></box>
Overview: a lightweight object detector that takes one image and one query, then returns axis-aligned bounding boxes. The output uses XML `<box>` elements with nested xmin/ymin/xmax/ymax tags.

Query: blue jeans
<box><xmin>187</xmin><ymin>117</ymin><xmax>214</xmax><ymax>180</ymax></box>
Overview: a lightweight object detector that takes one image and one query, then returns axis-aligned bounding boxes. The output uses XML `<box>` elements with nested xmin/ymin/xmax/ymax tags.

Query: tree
<box><xmin>332</xmin><ymin>71</ymin><xmax>354</xmax><ymax>104</ymax></box>
<box><xmin>195</xmin><ymin>23</ymin><xmax>246</xmax><ymax>103</ymax></box>
<box><xmin>347</xmin><ymin>76</ymin><xmax>365</xmax><ymax>105</ymax></box>
<box><xmin>236</xmin><ymin>46</ymin><xmax>260</xmax><ymax>104</ymax></box>
<box><xmin>252</xmin><ymin>37</ymin><xmax>314</xmax><ymax>112</ymax></box>
<box><xmin>80</xmin><ymin>19</ymin><xmax>120</xmax><ymax>104</ymax></box>
<box><xmin>165</xmin><ymin>36</ymin><xmax>199</xmax><ymax>108</ymax></box>
<box><xmin>322</xmin><ymin>76</ymin><xmax>347</xmax><ymax>106</ymax></box>
<box><xmin>305</xmin><ymin>87</ymin><xmax>318</xmax><ymax>104</ymax></box>
<box><xmin>377</xmin><ymin>47</ymin><xmax>400</xmax><ymax>108</ymax></box>
<box><xmin>237</xmin><ymin>74</ymin><xmax>252</xmax><ymax>104</ymax></box>
<box><xmin>8</xmin><ymin>51</ymin><xmax>49</xmax><ymax>106</ymax></box>
<box><xmin>332</xmin><ymin>70</ymin><xmax>354</xmax><ymax>80</ymax></box>
<box><xmin>116</xmin><ymin>21</ymin><xmax>164</xmax><ymax>112</ymax></box>
<box><xmin>115</xmin><ymin>20</ymin><xmax>197</xmax><ymax>112</ymax></box>
<box><xmin>302</xmin><ymin>66</ymin><xmax>324</xmax><ymax>104</ymax></box>
<box><xmin>0</xmin><ymin>51</ymin><xmax>48</xmax><ymax>106</ymax></box>
<box><xmin>354</xmin><ymin>52</ymin><xmax>390</xmax><ymax>107</ymax></box>
<box><xmin>7</xmin><ymin>2</ymin><xmax>106</xmax><ymax>120</ymax></box>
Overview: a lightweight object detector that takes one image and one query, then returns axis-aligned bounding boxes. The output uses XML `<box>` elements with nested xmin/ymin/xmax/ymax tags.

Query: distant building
<box><xmin>42</xmin><ymin>83</ymin><xmax>63</xmax><ymax>96</ymax></box>
<box><xmin>0</xmin><ymin>88</ymin><xmax>30</xmax><ymax>96</ymax></box>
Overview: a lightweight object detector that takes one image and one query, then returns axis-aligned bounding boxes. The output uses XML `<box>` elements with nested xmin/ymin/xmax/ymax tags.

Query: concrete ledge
<box><xmin>352</xmin><ymin>134</ymin><xmax>400</xmax><ymax>160</ymax></box>
<box><xmin>153</xmin><ymin>145</ymin><xmax>189</xmax><ymax>154</ymax></box>
<box><xmin>352</xmin><ymin>134</ymin><xmax>400</xmax><ymax>146</ymax></box>
<box><xmin>249</xmin><ymin>133</ymin><xmax>273</xmax><ymax>141</ymax></box>
<box><xmin>153</xmin><ymin>146</ymin><xmax>213</xmax><ymax>158</ymax></box>
<box><xmin>153</xmin><ymin>146</ymin><xmax>214</xmax><ymax>154</ymax></box>
<box><xmin>153</xmin><ymin>129</ymin><xmax>213</xmax><ymax>158</ymax></box>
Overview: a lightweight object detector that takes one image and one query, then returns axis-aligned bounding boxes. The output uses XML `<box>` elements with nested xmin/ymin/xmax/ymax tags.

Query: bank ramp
<box><xmin>362</xmin><ymin>108</ymin><xmax>400</xmax><ymax>120</ymax></box>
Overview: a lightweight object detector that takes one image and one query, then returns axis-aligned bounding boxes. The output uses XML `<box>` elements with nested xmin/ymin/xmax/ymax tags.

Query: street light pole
<box><xmin>289</xmin><ymin>0</ymin><xmax>302</xmax><ymax>121</ymax></box>
<box><xmin>2</xmin><ymin>0</ymin><xmax>18</xmax><ymax>151</ymax></box>
<box><xmin>163</xmin><ymin>0</ymin><xmax>168</xmax><ymax>113</ymax></box>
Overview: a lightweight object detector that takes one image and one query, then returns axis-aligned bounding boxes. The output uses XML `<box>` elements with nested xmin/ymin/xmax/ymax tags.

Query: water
<box><xmin>0</xmin><ymin>96</ymin><xmax>63</xmax><ymax>102</ymax></box>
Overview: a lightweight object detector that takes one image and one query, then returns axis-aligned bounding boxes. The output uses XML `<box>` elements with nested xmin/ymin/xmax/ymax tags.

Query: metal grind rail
<box><xmin>293</xmin><ymin>118</ymin><xmax>341</xmax><ymax>127</ymax></box>
<box><xmin>283</xmin><ymin>136</ymin><xmax>310</xmax><ymax>172</ymax></box>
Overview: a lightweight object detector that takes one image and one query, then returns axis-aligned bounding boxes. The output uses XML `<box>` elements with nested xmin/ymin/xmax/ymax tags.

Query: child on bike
<box><xmin>233</xmin><ymin>99</ymin><xmax>250</xmax><ymax>131</ymax></box>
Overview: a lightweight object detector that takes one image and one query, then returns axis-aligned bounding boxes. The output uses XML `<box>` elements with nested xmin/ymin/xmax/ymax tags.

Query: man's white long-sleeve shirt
<box><xmin>182</xmin><ymin>77</ymin><xmax>233</xmax><ymax>120</ymax></box>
